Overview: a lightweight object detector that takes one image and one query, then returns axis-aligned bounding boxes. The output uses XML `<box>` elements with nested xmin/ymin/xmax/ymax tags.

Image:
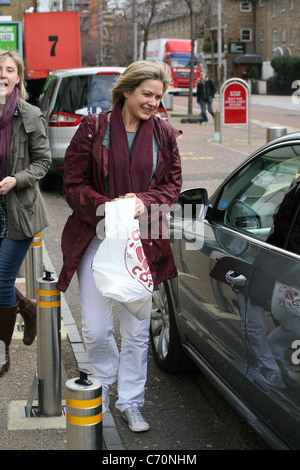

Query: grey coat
<box><xmin>6</xmin><ymin>98</ymin><xmax>51</xmax><ymax>240</ymax></box>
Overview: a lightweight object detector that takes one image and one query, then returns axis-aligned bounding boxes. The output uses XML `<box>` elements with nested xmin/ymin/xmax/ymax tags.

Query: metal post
<box><xmin>214</xmin><ymin>111</ymin><xmax>220</xmax><ymax>141</ymax></box>
<box><xmin>267</xmin><ymin>127</ymin><xmax>287</xmax><ymax>142</ymax></box>
<box><xmin>25</xmin><ymin>232</ymin><xmax>43</xmax><ymax>299</ymax></box>
<box><xmin>37</xmin><ymin>271</ymin><xmax>62</xmax><ymax>417</ymax></box>
<box><xmin>66</xmin><ymin>370</ymin><xmax>102</xmax><ymax>450</ymax></box>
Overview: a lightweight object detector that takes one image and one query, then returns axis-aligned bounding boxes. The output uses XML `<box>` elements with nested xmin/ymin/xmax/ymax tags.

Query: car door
<box><xmin>244</xmin><ymin>178</ymin><xmax>300</xmax><ymax>449</ymax></box>
<box><xmin>175</xmin><ymin>141</ymin><xmax>300</xmax><ymax>407</ymax></box>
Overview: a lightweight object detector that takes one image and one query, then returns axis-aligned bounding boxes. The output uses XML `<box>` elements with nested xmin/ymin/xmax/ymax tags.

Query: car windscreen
<box><xmin>54</xmin><ymin>73</ymin><xmax>118</xmax><ymax>117</ymax></box>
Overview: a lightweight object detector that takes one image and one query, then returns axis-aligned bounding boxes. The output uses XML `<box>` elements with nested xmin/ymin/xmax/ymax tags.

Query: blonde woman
<box><xmin>0</xmin><ymin>51</ymin><xmax>51</xmax><ymax>376</ymax></box>
<box><xmin>57</xmin><ymin>61</ymin><xmax>182</xmax><ymax>432</ymax></box>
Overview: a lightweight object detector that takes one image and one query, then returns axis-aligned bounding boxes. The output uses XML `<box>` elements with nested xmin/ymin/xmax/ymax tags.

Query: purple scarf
<box><xmin>108</xmin><ymin>102</ymin><xmax>154</xmax><ymax>199</ymax></box>
<box><xmin>0</xmin><ymin>87</ymin><xmax>18</xmax><ymax>181</ymax></box>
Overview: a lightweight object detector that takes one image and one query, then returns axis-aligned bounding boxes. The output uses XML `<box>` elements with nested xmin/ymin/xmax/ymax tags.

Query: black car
<box><xmin>150</xmin><ymin>132</ymin><xmax>300</xmax><ymax>450</ymax></box>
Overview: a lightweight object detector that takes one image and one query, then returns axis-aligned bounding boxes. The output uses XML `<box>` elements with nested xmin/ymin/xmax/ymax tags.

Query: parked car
<box><xmin>38</xmin><ymin>67</ymin><xmax>125</xmax><ymax>180</ymax></box>
<box><xmin>38</xmin><ymin>66</ymin><xmax>169</xmax><ymax>184</ymax></box>
<box><xmin>150</xmin><ymin>132</ymin><xmax>300</xmax><ymax>450</ymax></box>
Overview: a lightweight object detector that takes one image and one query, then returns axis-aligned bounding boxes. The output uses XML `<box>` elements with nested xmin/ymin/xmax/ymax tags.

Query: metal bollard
<box><xmin>266</xmin><ymin>126</ymin><xmax>287</xmax><ymax>142</ymax></box>
<box><xmin>37</xmin><ymin>271</ymin><xmax>62</xmax><ymax>417</ymax></box>
<box><xmin>25</xmin><ymin>232</ymin><xmax>43</xmax><ymax>299</ymax></box>
<box><xmin>66</xmin><ymin>369</ymin><xmax>102</xmax><ymax>450</ymax></box>
<box><xmin>214</xmin><ymin>111</ymin><xmax>220</xmax><ymax>141</ymax></box>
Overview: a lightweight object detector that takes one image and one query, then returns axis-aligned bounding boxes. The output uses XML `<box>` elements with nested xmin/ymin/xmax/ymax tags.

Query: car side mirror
<box><xmin>173</xmin><ymin>188</ymin><xmax>208</xmax><ymax>220</ymax></box>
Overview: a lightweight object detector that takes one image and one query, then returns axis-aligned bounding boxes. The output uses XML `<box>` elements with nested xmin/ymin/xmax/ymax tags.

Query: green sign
<box><xmin>0</xmin><ymin>23</ymin><xmax>19</xmax><ymax>52</ymax></box>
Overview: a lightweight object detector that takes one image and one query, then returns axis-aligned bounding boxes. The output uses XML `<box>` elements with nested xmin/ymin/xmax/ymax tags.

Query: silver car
<box><xmin>38</xmin><ymin>66</ymin><xmax>126</xmax><ymax>180</ymax></box>
<box><xmin>151</xmin><ymin>132</ymin><xmax>300</xmax><ymax>449</ymax></box>
<box><xmin>38</xmin><ymin>66</ymin><xmax>169</xmax><ymax>187</ymax></box>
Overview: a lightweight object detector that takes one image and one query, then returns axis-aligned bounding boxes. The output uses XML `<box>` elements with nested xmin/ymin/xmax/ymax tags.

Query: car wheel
<box><xmin>150</xmin><ymin>282</ymin><xmax>191</xmax><ymax>373</ymax></box>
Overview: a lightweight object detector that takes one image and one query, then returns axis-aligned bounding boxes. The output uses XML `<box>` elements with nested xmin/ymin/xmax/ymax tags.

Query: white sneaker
<box><xmin>102</xmin><ymin>384</ymin><xmax>110</xmax><ymax>414</ymax></box>
<box><xmin>121</xmin><ymin>404</ymin><xmax>149</xmax><ymax>432</ymax></box>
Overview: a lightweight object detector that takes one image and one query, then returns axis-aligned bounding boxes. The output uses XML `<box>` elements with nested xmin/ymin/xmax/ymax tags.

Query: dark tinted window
<box><xmin>215</xmin><ymin>145</ymin><xmax>300</xmax><ymax>242</ymax></box>
<box><xmin>38</xmin><ymin>75</ymin><xmax>58</xmax><ymax>113</ymax></box>
<box><xmin>54</xmin><ymin>73</ymin><xmax>119</xmax><ymax>116</ymax></box>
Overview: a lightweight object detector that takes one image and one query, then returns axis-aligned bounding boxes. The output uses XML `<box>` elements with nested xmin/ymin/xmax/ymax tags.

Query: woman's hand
<box><xmin>125</xmin><ymin>192</ymin><xmax>145</xmax><ymax>218</ymax></box>
<box><xmin>0</xmin><ymin>176</ymin><xmax>17</xmax><ymax>195</ymax></box>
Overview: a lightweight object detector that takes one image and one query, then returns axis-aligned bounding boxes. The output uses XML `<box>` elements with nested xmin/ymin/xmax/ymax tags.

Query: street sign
<box><xmin>219</xmin><ymin>78</ymin><xmax>251</xmax><ymax>144</ymax></box>
<box><xmin>223</xmin><ymin>81</ymin><xmax>247</xmax><ymax>124</ymax></box>
<box><xmin>24</xmin><ymin>12</ymin><xmax>81</xmax><ymax>79</ymax></box>
<box><xmin>0</xmin><ymin>21</ymin><xmax>23</xmax><ymax>59</ymax></box>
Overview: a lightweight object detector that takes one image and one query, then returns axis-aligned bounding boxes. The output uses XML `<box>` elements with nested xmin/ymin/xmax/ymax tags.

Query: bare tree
<box><xmin>121</xmin><ymin>0</ymin><xmax>168</xmax><ymax>61</ymax></box>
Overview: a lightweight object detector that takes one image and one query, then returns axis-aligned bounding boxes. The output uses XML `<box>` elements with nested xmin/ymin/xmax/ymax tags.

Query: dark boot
<box><xmin>0</xmin><ymin>304</ymin><xmax>18</xmax><ymax>376</ymax></box>
<box><xmin>15</xmin><ymin>287</ymin><xmax>37</xmax><ymax>346</ymax></box>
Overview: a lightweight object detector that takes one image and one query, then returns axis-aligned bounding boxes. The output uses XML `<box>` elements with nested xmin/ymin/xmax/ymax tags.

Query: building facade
<box><xmin>1</xmin><ymin>0</ymin><xmax>300</xmax><ymax>82</ymax></box>
<box><xmin>224</xmin><ymin>0</ymin><xmax>300</xmax><ymax>81</ymax></box>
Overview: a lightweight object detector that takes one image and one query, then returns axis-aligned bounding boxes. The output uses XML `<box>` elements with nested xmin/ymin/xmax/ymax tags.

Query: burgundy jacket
<box><xmin>57</xmin><ymin>111</ymin><xmax>182</xmax><ymax>292</ymax></box>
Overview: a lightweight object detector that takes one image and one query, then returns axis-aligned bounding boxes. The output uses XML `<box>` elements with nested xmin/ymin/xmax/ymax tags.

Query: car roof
<box><xmin>49</xmin><ymin>66</ymin><xmax>126</xmax><ymax>78</ymax></box>
<box><xmin>250</xmin><ymin>131</ymin><xmax>300</xmax><ymax>158</ymax></box>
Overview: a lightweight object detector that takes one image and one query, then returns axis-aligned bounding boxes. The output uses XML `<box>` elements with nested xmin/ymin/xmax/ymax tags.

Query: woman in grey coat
<box><xmin>0</xmin><ymin>51</ymin><xmax>51</xmax><ymax>376</ymax></box>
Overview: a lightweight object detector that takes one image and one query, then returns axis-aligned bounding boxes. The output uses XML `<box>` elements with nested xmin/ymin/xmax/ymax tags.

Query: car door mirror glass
<box><xmin>173</xmin><ymin>188</ymin><xmax>208</xmax><ymax>219</ymax></box>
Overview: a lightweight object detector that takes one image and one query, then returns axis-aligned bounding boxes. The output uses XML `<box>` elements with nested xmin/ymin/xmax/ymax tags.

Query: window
<box><xmin>259</xmin><ymin>27</ymin><xmax>264</xmax><ymax>42</ymax></box>
<box><xmin>241</xmin><ymin>28</ymin><xmax>252</xmax><ymax>41</ymax></box>
<box><xmin>38</xmin><ymin>76</ymin><xmax>58</xmax><ymax>113</ymax></box>
<box><xmin>282</xmin><ymin>29</ymin><xmax>286</xmax><ymax>44</ymax></box>
<box><xmin>272</xmin><ymin>0</ymin><xmax>276</xmax><ymax>16</ymax></box>
<box><xmin>291</xmin><ymin>28</ymin><xmax>294</xmax><ymax>46</ymax></box>
<box><xmin>215</xmin><ymin>145</ymin><xmax>300</xmax><ymax>242</ymax></box>
<box><xmin>53</xmin><ymin>73</ymin><xmax>119</xmax><ymax>116</ymax></box>
<box><xmin>273</xmin><ymin>29</ymin><xmax>278</xmax><ymax>50</ymax></box>
<box><xmin>281</xmin><ymin>0</ymin><xmax>286</xmax><ymax>10</ymax></box>
<box><xmin>240</xmin><ymin>1</ymin><xmax>251</xmax><ymax>11</ymax></box>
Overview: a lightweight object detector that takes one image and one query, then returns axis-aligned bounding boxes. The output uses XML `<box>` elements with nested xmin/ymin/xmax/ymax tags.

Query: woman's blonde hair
<box><xmin>0</xmin><ymin>50</ymin><xmax>26</xmax><ymax>100</ymax></box>
<box><xmin>111</xmin><ymin>60</ymin><xmax>171</xmax><ymax>109</ymax></box>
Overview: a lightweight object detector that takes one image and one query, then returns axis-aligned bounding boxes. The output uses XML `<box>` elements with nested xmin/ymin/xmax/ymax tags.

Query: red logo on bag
<box><xmin>277</xmin><ymin>285</ymin><xmax>300</xmax><ymax>309</ymax></box>
<box><xmin>125</xmin><ymin>228</ymin><xmax>153</xmax><ymax>292</ymax></box>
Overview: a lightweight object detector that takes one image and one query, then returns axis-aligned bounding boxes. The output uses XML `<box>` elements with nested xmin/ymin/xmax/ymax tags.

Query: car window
<box><xmin>53</xmin><ymin>73</ymin><xmax>118</xmax><ymax>117</ymax></box>
<box><xmin>38</xmin><ymin>75</ymin><xmax>58</xmax><ymax>113</ymax></box>
<box><xmin>267</xmin><ymin>173</ymin><xmax>300</xmax><ymax>255</ymax></box>
<box><xmin>214</xmin><ymin>144</ymin><xmax>300</xmax><ymax>242</ymax></box>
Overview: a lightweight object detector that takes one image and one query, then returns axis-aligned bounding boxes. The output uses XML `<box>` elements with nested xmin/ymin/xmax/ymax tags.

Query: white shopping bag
<box><xmin>271</xmin><ymin>281</ymin><xmax>300</xmax><ymax>323</ymax></box>
<box><xmin>91</xmin><ymin>198</ymin><xmax>153</xmax><ymax>320</ymax></box>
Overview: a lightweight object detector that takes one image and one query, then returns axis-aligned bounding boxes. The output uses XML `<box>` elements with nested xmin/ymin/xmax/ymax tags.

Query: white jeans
<box><xmin>77</xmin><ymin>236</ymin><xmax>151</xmax><ymax>412</ymax></box>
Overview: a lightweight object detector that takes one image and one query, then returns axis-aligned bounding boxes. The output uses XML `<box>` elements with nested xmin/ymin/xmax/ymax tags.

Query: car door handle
<box><xmin>225</xmin><ymin>270</ymin><xmax>247</xmax><ymax>292</ymax></box>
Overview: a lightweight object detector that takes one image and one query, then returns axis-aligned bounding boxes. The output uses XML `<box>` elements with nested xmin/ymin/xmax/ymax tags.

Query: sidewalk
<box><xmin>0</xmin><ymin>246</ymin><xmax>124</xmax><ymax>451</ymax></box>
<box><xmin>1</xmin><ymin>101</ymin><xmax>298</xmax><ymax>451</ymax></box>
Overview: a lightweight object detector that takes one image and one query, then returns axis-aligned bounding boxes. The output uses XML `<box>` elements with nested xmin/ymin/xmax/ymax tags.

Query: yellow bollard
<box><xmin>66</xmin><ymin>369</ymin><xmax>102</xmax><ymax>450</ymax></box>
<box><xmin>37</xmin><ymin>272</ymin><xmax>62</xmax><ymax>417</ymax></box>
<box><xmin>25</xmin><ymin>232</ymin><xmax>43</xmax><ymax>299</ymax></box>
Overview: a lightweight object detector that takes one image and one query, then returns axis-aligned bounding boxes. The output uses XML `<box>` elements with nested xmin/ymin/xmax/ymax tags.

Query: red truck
<box><xmin>140</xmin><ymin>38</ymin><xmax>201</xmax><ymax>93</ymax></box>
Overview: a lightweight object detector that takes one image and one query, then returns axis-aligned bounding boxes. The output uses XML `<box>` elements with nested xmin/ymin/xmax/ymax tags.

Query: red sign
<box><xmin>24</xmin><ymin>12</ymin><xmax>81</xmax><ymax>79</ymax></box>
<box><xmin>223</xmin><ymin>82</ymin><xmax>247</xmax><ymax>124</ymax></box>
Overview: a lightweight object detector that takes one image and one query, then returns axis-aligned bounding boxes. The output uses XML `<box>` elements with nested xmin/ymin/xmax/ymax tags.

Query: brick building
<box><xmin>1</xmin><ymin>0</ymin><xmax>300</xmax><ymax>83</ymax></box>
<box><xmin>224</xmin><ymin>0</ymin><xmax>300</xmax><ymax>81</ymax></box>
<box><xmin>149</xmin><ymin>0</ymin><xmax>300</xmax><ymax>83</ymax></box>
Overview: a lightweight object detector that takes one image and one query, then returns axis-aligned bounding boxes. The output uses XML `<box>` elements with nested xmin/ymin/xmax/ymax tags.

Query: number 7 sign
<box><xmin>24</xmin><ymin>12</ymin><xmax>81</xmax><ymax>79</ymax></box>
